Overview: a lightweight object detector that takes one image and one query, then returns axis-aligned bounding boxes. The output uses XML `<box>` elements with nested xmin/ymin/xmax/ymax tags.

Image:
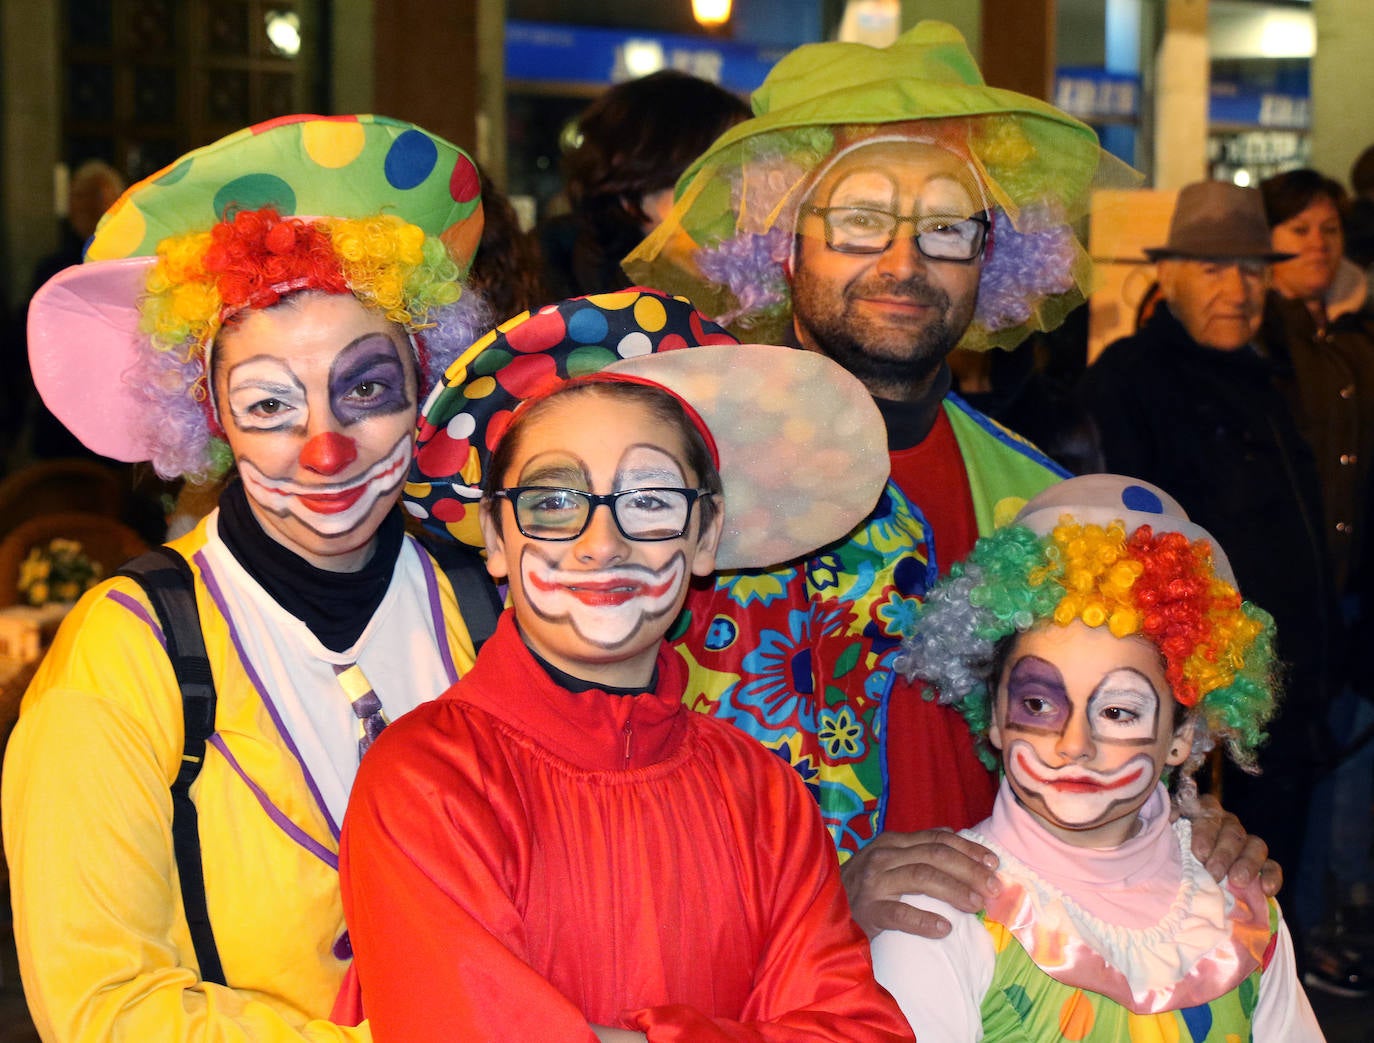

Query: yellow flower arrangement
<box><xmin>17</xmin><ymin>538</ymin><xmax>104</xmax><ymax>607</ymax></box>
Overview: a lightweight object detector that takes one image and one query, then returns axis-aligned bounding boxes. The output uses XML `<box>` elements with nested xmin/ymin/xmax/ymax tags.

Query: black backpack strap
<box><xmin>419</xmin><ymin>534</ymin><xmax>502</xmax><ymax>651</ymax></box>
<box><xmin>117</xmin><ymin>547</ymin><xmax>226</xmax><ymax>987</ymax></box>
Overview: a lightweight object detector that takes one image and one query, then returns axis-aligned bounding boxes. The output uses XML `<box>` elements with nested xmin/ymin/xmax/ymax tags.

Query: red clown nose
<box><xmin>299</xmin><ymin>431</ymin><xmax>358</xmax><ymax>475</ymax></box>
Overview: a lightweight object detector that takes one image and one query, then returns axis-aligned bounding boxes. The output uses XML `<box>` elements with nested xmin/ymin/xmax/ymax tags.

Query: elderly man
<box><xmin>1080</xmin><ymin>180</ymin><xmax>1334</xmax><ymax>959</ymax></box>
<box><xmin>627</xmin><ymin>23</ymin><xmax>1275</xmax><ymax>939</ymax></box>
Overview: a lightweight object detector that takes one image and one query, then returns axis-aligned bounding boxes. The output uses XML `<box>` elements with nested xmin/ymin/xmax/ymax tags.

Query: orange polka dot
<box><xmin>1057</xmin><ymin>989</ymin><xmax>1095</xmax><ymax>1040</ymax></box>
<box><xmin>86</xmin><ymin>199</ymin><xmax>147</xmax><ymax>260</ymax></box>
<box><xmin>983</xmin><ymin>918</ymin><xmax>1013</xmax><ymax>954</ymax></box>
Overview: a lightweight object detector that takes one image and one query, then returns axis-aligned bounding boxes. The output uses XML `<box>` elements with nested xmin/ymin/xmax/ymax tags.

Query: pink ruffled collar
<box><xmin>968</xmin><ymin>781</ymin><xmax>1273</xmax><ymax>1013</ymax></box>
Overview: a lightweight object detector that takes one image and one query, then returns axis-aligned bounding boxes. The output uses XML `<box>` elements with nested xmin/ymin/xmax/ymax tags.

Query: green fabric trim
<box><xmin>943</xmin><ymin>397</ymin><xmax>1064</xmax><ymax>537</ymax></box>
<box><xmin>979</xmin><ymin>911</ymin><xmax>1267</xmax><ymax>1042</ymax></box>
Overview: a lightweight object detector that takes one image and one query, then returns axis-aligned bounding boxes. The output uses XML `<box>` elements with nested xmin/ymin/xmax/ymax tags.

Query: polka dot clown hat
<box><xmin>27</xmin><ymin>113</ymin><xmax>483</xmax><ymax>472</ymax></box>
<box><xmin>1013</xmin><ymin>473</ymin><xmax>1236</xmax><ymax>585</ymax></box>
<box><xmin>405</xmin><ymin>288</ymin><xmax>890</xmax><ymax>570</ymax></box>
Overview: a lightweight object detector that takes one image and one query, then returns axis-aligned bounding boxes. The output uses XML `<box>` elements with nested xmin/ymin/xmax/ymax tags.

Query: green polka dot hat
<box><xmin>27</xmin><ymin>113</ymin><xmax>482</xmax><ymax>469</ymax></box>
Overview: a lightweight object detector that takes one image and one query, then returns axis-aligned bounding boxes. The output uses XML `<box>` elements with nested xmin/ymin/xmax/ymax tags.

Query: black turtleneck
<box><xmin>524</xmin><ymin>634</ymin><xmax>658</xmax><ymax>696</ymax></box>
<box><xmin>217</xmin><ymin>481</ymin><xmax>405</xmax><ymax>653</ymax></box>
<box><xmin>872</xmin><ymin>363</ymin><xmax>953</xmax><ymax>451</ymax></box>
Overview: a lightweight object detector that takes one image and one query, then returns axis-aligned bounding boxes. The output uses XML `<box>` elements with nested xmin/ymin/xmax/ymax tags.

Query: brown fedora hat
<box><xmin>1143</xmin><ymin>180</ymin><xmax>1296</xmax><ymax>262</ymax></box>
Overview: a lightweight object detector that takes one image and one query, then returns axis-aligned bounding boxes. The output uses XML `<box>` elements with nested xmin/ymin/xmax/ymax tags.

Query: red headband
<box><xmin>501</xmin><ymin>371</ymin><xmax>722</xmax><ymax>469</ymax></box>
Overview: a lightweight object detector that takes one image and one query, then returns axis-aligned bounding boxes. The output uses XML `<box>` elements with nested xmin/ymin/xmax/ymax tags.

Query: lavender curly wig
<box><xmin>126</xmin><ymin>288</ymin><xmax>491</xmax><ymax>482</ymax></box>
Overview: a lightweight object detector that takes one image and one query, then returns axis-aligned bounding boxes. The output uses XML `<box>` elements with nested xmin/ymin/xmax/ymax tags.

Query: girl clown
<box><xmin>871</xmin><ymin>474</ymin><xmax>1323</xmax><ymax>1041</ymax></box>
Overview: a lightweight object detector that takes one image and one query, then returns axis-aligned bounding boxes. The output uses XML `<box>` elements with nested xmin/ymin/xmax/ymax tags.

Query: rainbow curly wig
<box><xmin>896</xmin><ymin>517</ymin><xmax>1278</xmax><ymax>783</ymax></box>
<box><xmin>132</xmin><ymin>207</ymin><xmax>488</xmax><ymax>480</ymax></box>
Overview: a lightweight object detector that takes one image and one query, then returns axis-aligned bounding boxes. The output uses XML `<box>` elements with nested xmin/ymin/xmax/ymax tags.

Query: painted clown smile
<box><xmin>238</xmin><ymin>434</ymin><xmax>411</xmax><ymax>538</ymax></box>
<box><xmin>519</xmin><ymin>549</ymin><xmax>687</xmax><ymax>650</ymax></box>
<box><xmin>1006</xmin><ymin>739</ymin><xmax>1156</xmax><ymax>829</ymax></box>
<box><xmin>1014</xmin><ymin>751</ymin><xmax>1148</xmax><ymax>794</ymax></box>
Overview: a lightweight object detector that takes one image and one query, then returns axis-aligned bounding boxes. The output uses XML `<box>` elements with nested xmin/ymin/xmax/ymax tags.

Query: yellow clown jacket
<box><xmin>2</xmin><ymin>513</ymin><xmax>475</xmax><ymax>1042</ymax></box>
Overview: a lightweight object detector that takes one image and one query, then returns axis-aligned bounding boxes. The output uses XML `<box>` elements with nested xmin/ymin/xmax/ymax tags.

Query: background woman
<box><xmin>1261</xmin><ymin>167</ymin><xmax>1374</xmax><ymax>996</ymax></box>
<box><xmin>536</xmin><ymin>70</ymin><xmax>749</xmax><ymax>299</ymax></box>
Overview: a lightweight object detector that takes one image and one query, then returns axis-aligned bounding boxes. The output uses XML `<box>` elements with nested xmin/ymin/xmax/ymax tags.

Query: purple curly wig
<box><xmin>125</xmin><ymin>289</ymin><xmax>491</xmax><ymax>482</ymax></box>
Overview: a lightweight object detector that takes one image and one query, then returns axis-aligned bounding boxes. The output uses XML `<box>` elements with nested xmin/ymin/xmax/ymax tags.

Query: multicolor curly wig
<box><xmin>132</xmin><ymin>206</ymin><xmax>488</xmax><ymax>480</ymax></box>
<box><xmin>896</xmin><ymin>517</ymin><xmax>1278</xmax><ymax>783</ymax></box>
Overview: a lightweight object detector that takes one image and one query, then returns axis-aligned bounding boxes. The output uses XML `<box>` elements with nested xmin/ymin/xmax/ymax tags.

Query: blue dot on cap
<box><xmin>214</xmin><ymin>174</ymin><xmax>296</xmax><ymax>219</ymax></box>
<box><xmin>384</xmin><ymin>129</ymin><xmax>439</xmax><ymax>190</ymax></box>
<box><xmin>567</xmin><ymin>307</ymin><xmax>610</xmax><ymax>345</ymax></box>
<box><xmin>1121</xmin><ymin>484</ymin><xmax>1165</xmax><ymax>514</ymax></box>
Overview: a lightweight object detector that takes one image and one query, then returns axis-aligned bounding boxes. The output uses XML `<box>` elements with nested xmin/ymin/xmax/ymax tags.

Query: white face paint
<box><xmin>519</xmin><ymin>548</ymin><xmax>687</xmax><ymax>649</ymax></box>
<box><xmin>212</xmin><ymin>292</ymin><xmax>419</xmax><ymax>572</ymax></box>
<box><xmin>236</xmin><ymin>434</ymin><xmax>411</xmax><ymax>538</ymax></box>
<box><xmin>1003</xmin><ymin>739</ymin><xmax>1158</xmax><ymax>832</ymax></box>
<box><xmin>988</xmin><ymin>622</ymin><xmax>1191</xmax><ymax>848</ymax></box>
<box><xmin>480</xmin><ymin>391</ymin><xmax>722</xmax><ymax>690</ymax></box>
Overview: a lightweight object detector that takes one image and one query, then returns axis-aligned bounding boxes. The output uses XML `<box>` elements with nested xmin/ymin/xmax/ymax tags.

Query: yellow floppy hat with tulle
<box><xmin>624</xmin><ymin>20</ymin><xmax>1138</xmax><ymax>350</ymax></box>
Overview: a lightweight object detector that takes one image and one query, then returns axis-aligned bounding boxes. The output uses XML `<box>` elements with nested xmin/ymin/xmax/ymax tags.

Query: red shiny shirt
<box><xmin>339</xmin><ymin>613</ymin><xmax>913</xmax><ymax>1042</ymax></box>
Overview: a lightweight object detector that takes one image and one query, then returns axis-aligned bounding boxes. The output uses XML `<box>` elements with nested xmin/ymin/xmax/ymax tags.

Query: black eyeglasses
<box><xmin>804</xmin><ymin>206</ymin><xmax>990</xmax><ymax>261</ymax></box>
<box><xmin>493</xmin><ymin>486</ymin><xmax>712</xmax><ymax>542</ymax></box>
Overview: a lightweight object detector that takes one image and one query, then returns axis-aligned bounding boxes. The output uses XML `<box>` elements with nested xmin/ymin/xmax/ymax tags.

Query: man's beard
<box><xmin>792</xmin><ymin>271</ymin><xmax>969</xmax><ymax>398</ymax></box>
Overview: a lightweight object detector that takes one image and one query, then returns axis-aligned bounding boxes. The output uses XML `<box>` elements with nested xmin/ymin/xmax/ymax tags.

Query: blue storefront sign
<box><xmin>505</xmin><ymin>20</ymin><xmax>785</xmax><ymax>94</ymax></box>
<box><xmin>1051</xmin><ymin>68</ymin><xmax>1309</xmax><ymax>131</ymax></box>
<box><xmin>1210</xmin><ymin>81</ymin><xmax>1310</xmax><ymax>130</ymax></box>
<box><xmin>1055</xmin><ymin>67</ymin><xmax>1140</xmax><ymax>123</ymax></box>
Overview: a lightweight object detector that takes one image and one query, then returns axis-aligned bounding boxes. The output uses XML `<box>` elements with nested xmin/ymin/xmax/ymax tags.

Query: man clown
<box><xmin>624</xmin><ymin>21</ymin><xmax>1279</xmax><ymax>940</ymax></box>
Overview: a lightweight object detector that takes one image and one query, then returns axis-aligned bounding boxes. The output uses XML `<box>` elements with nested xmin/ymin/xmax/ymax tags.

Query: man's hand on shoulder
<box><xmin>1180</xmin><ymin>792</ymin><xmax>1282</xmax><ymax>895</ymax></box>
<box><xmin>841</xmin><ymin>829</ymin><xmax>1002</xmax><ymax>939</ymax></box>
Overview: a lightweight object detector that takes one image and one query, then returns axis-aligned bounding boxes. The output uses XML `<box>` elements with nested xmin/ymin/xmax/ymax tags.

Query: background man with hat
<box><xmin>1079</xmin><ymin>180</ymin><xmax>1335</xmax><ymax>968</ymax></box>
<box><xmin>627</xmin><ymin>23</ymin><xmax>1275</xmax><ymax>940</ymax></box>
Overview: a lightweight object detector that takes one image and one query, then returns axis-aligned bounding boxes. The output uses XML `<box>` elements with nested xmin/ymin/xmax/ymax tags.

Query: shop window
<box><xmin>61</xmin><ymin>0</ymin><xmax>319</xmax><ymax>183</ymax></box>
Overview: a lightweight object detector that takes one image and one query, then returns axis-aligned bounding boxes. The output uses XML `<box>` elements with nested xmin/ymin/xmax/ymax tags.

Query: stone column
<box><xmin>331</xmin><ymin>0</ymin><xmax>375</xmax><ymax>117</ymax></box>
<box><xmin>1310</xmin><ymin>0</ymin><xmax>1374</xmax><ymax>190</ymax></box>
<box><xmin>1</xmin><ymin>0</ymin><xmax>60</xmax><ymax>313</ymax></box>
<box><xmin>1152</xmin><ymin>0</ymin><xmax>1208</xmax><ymax>189</ymax></box>
<box><xmin>476</xmin><ymin>0</ymin><xmax>507</xmax><ymax>184</ymax></box>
